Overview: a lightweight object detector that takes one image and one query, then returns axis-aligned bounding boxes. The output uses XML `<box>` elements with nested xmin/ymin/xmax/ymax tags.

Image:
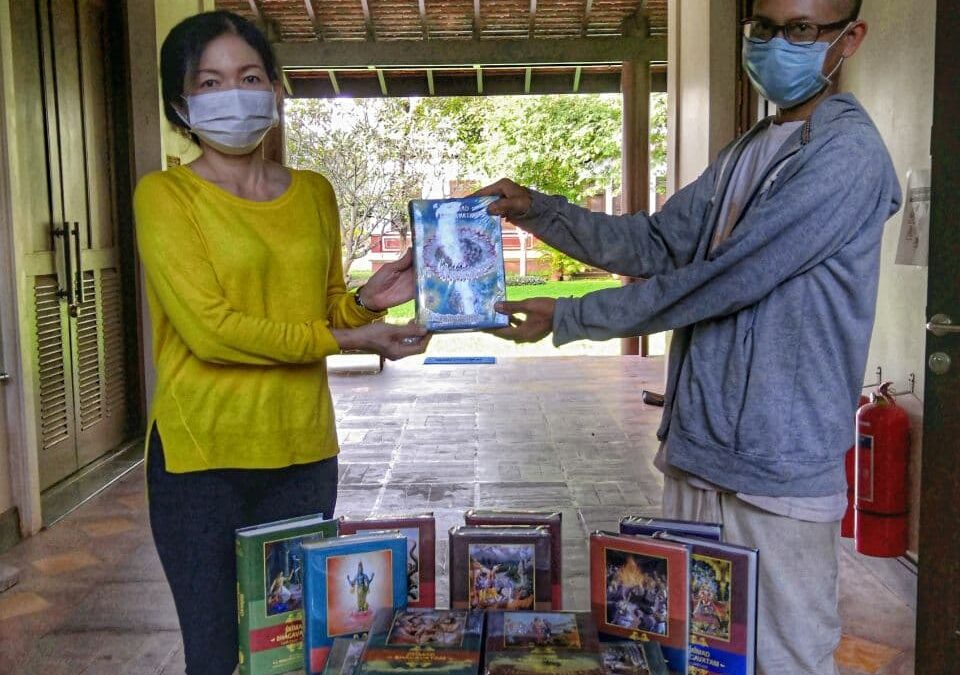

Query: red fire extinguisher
<box><xmin>841</xmin><ymin>395</ymin><xmax>871</xmax><ymax>538</ymax></box>
<box><xmin>854</xmin><ymin>382</ymin><xmax>910</xmax><ymax>557</ymax></box>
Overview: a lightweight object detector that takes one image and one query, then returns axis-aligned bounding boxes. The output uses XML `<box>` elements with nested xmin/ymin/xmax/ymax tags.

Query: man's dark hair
<box><xmin>160</xmin><ymin>11</ymin><xmax>278</xmax><ymax>134</ymax></box>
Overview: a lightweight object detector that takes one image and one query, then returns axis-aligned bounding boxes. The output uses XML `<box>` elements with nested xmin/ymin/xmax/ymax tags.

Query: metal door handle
<box><xmin>51</xmin><ymin>222</ymin><xmax>73</xmax><ymax>304</ymax></box>
<box><xmin>927</xmin><ymin>314</ymin><xmax>960</xmax><ymax>337</ymax></box>
<box><xmin>71</xmin><ymin>222</ymin><xmax>84</xmax><ymax>305</ymax></box>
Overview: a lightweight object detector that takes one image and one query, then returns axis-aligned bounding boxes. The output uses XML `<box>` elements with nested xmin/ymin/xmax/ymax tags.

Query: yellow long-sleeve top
<box><xmin>134</xmin><ymin>166</ymin><xmax>383</xmax><ymax>473</ymax></box>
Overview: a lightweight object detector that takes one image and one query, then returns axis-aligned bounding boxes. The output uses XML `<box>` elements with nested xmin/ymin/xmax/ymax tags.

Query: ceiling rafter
<box><xmin>473</xmin><ymin>0</ymin><xmax>482</xmax><ymax>40</ymax></box>
<box><xmin>418</xmin><ymin>0</ymin><xmax>429</xmax><ymax>40</ymax></box>
<box><xmin>359</xmin><ymin>0</ymin><xmax>376</xmax><ymax>41</ymax></box>
<box><xmin>581</xmin><ymin>0</ymin><xmax>594</xmax><ymax>37</ymax></box>
<box><xmin>304</xmin><ymin>0</ymin><xmax>324</xmax><ymax>41</ymax></box>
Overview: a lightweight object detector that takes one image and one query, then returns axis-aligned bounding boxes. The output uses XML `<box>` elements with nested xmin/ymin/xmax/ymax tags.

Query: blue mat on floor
<box><xmin>424</xmin><ymin>356</ymin><xmax>496</xmax><ymax>365</ymax></box>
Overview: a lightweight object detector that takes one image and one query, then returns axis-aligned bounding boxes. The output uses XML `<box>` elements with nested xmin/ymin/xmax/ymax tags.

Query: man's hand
<box><xmin>491</xmin><ymin>298</ymin><xmax>556</xmax><ymax>344</ymax></box>
<box><xmin>335</xmin><ymin>322</ymin><xmax>431</xmax><ymax>360</ymax></box>
<box><xmin>358</xmin><ymin>249</ymin><xmax>416</xmax><ymax>312</ymax></box>
<box><xmin>472</xmin><ymin>178</ymin><xmax>533</xmax><ymax>220</ymax></box>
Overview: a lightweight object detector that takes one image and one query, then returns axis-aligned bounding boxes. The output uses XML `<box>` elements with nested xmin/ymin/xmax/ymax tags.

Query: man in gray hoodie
<box><xmin>479</xmin><ymin>0</ymin><xmax>901</xmax><ymax>672</ymax></box>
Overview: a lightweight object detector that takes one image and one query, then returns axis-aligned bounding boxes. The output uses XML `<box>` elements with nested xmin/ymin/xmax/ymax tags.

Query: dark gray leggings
<box><xmin>147</xmin><ymin>425</ymin><xmax>338</xmax><ymax>675</ymax></box>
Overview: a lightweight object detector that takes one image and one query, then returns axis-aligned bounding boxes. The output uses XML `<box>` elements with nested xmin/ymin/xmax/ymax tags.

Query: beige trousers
<box><xmin>662</xmin><ymin>475</ymin><xmax>842</xmax><ymax>675</ymax></box>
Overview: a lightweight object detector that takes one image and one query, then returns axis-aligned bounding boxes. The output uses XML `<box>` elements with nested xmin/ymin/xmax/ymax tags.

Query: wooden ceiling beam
<box><xmin>581</xmin><ymin>0</ymin><xmax>594</xmax><ymax>37</ymax></box>
<box><xmin>359</xmin><ymin>0</ymin><xmax>376</xmax><ymax>40</ymax></box>
<box><xmin>304</xmin><ymin>0</ymin><xmax>324</xmax><ymax>41</ymax></box>
<box><xmin>276</xmin><ymin>35</ymin><xmax>667</xmax><ymax>69</ymax></box>
<box><xmin>418</xmin><ymin>0</ymin><xmax>429</xmax><ymax>39</ymax></box>
<box><xmin>473</xmin><ymin>0</ymin><xmax>482</xmax><ymax>39</ymax></box>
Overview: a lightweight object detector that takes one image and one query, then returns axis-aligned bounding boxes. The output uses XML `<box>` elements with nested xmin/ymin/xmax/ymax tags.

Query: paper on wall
<box><xmin>895</xmin><ymin>168</ymin><xmax>931</xmax><ymax>267</ymax></box>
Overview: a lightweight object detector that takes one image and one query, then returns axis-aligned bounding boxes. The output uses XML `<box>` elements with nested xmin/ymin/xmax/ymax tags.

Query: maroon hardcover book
<box><xmin>448</xmin><ymin>526</ymin><xmax>552</xmax><ymax>612</ymax></box>
<box><xmin>464</xmin><ymin>510</ymin><xmax>563</xmax><ymax>610</ymax></box>
<box><xmin>339</xmin><ymin>514</ymin><xmax>436</xmax><ymax>609</ymax></box>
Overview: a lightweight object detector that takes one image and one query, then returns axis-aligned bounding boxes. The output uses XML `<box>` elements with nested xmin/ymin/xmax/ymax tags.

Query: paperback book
<box><xmin>338</xmin><ymin>514</ymin><xmax>436</xmax><ymax>609</ymax></box>
<box><xmin>449</xmin><ymin>526</ymin><xmax>552</xmax><ymax>612</ymax></box>
<box><xmin>302</xmin><ymin>532</ymin><xmax>409</xmax><ymax>674</ymax></box>
<box><xmin>464</xmin><ymin>509</ymin><xmax>563</xmax><ymax>610</ymax></box>
<box><xmin>600</xmin><ymin>641</ymin><xmax>669</xmax><ymax>675</ymax></box>
<box><xmin>483</xmin><ymin>610</ymin><xmax>604</xmax><ymax>675</ymax></box>
<box><xmin>589</xmin><ymin>532</ymin><xmax>691</xmax><ymax>675</ymax></box>
<box><xmin>657</xmin><ymin>534</ymin><xmax>759</xmax><ymax>675</ymax></box>
<box><xmin>409</xmin><ymin>196</ymin><xmax>509</xmax><ymax>331</ymax></box>
<box><xmin>619</xmin><ymin>516</ymin><xmax>722</xmax><ymax>541</ymax></box>
<box><xmin>357</xmin><ymin>608</ymin><xmax>485</xmax><ymax>674</ymax></box>
<box><xmin>236</xmin><ymin>513</ymin><xmax>339</xmax><ymax>675</ymax></box>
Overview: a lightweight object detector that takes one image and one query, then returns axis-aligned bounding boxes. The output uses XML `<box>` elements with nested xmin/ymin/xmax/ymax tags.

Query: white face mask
<box><xmin>178</xmin><ymin>88</ymin><xmax>278</xmax><ymax>155</ymax></box>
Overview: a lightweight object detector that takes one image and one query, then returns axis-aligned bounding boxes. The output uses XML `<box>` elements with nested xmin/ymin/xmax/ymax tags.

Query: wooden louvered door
<box><xmin>30</xmin><ymin>0</ymin><xmax>128</xmax><ymax>490</ymax></box>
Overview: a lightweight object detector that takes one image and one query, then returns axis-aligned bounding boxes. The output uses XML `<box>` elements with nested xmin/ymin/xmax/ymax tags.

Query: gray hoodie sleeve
<box><xmin>512</xmin><ymin>163</ymin><xmax>719</xmax><ymax>277</ymax></box>
<box><xmin>552</xmin><ymin>130</ymin><xmax>901</xmax><ymax>345</ymax></box>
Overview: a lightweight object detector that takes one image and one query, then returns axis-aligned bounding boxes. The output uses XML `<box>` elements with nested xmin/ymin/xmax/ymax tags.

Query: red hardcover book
<box><xmin>589</xmin><ymin>532</ymin><xmax>690</xmax><ymax>675</ymax></box>
<box><xmin>464</xmin><ymin>509</ymin><xmax>563</xmax><ymax>610</ymax></box>
<box><xmin>338</xmin><ymin>514</ymin><xmax>436</xmax><ymax>610</ymax></box>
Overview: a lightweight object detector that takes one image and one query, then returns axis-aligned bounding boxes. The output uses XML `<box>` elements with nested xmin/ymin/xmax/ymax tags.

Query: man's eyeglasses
<box><xmin>741</xmin><ymin>18</ymin><xmax>852</xmax><ymax>46</ymax></box>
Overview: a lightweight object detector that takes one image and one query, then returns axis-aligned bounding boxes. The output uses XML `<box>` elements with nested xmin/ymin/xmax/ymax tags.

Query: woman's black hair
<box><xmin>160</xmin><ymin>10</ymin><xmax>279</xmax><ymax>134</ymax></box>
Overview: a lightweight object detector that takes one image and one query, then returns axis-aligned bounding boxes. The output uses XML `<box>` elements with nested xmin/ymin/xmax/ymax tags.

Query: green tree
<box><xmin>285</xmin><ymin>98</ymin><xmax>450</xmax><ymax>276</ymax></box>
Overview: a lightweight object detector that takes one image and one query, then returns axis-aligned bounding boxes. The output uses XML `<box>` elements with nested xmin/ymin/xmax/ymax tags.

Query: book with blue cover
<box><xmin>338</xmin><ymin>514</ymin><xmax>437</xmax><ymax>610</ymax></box>
<box><xmin>657</xmin><ymin>534</ymin><xmax>759</xmax><ymax>675</ymax></box>
<box><xmin>409</xmin><ymin>196</ymin><xmax>509</xmax><ymax>332</ymax></box>
<box><xmin>619</xmin><ymin>516</ymin><xmax>723</xmax><ymax>542</ymax></box>
<box><xmin>357</xmin><ymin>608</ymin><xmax>485</xmax><ymax>674</ymax></box>
<box><xmin>302</xmin><ymin>532</ymin><xmax>409</xmax><ymax>674</ymax></box>
<box><xmin>236</xmin><ymin>513</ymin><xmax>339</xmax><ymax>675</ymax></box>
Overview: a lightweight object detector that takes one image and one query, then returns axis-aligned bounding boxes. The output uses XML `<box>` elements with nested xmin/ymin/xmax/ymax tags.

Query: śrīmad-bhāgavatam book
<box><xmin>409</xmin><ymin>196</ymin><xmax>509</xmax><ymax>332</ymax></box>
<box><xmin>236</xmin><ymin>513</ymin><xmax>339</xmax><ymax>675</ymax></box>
<box><xmin>302</xmin><ymin>531</ymin><xmax>409</xmax><ymax>674</ymax></box>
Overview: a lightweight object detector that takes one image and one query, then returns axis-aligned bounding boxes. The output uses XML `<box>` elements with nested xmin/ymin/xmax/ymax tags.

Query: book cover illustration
<box><xmin>600</xmin><ymin>641</ymin><xmax>669</xmax><ymax>675</ymax></box>
<box><xmin>357</xmin><ymin>608</ymin><xmax>484</xmax><ymax>674</ymax></box>
<box><xmin>339</xmin><ymin>514</ymin><xmax>436</xmax><ymax>610</ymax></box>
<box><xmin>321</xmin><ymin>638</ymin><xmax>366</xmax><ymax>675</ymax></box>
<box><xmin>449</xmin><ymin>526</ymin><xmax>552</xmax><ymax>612</ymax></box>
<box><xmin>658</xmin><ymin>534</ymin><xmax>758</xmax><ymax>675</ymax></box>
<box><xmin>302</xmin><ymin>532</ymin><xmax>409</xmax><ymax>675</ymax></box>
<box><xmin>619</xmin><ymin>517</ymin><xmax>722</xmax><ymax>542</ymax></box>
<box><xmin>464</xmin><ymin>510</ymin><xmax>563</xmax><ymax>610</ymax></box>
<box><xmin>590</xmin><ymin>532</ymin><xmax>690</xmax><ymax>675</ymax></box>
<box><xmin>409</xmin><ymin>196</ymin><xmax>509</xmax><ymax>331</ymax></box>
<box><xmin>236</xmin><ymin>513</ymin><xmax>339</xmax><ymax>675</ymax></box>
<box><xmin>483</xmin><ymin>610</ymin><xmax>603</xmax><ymax>675</ymax></box>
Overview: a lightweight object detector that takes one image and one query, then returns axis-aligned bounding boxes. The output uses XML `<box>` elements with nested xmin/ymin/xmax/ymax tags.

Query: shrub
<box><xmin>506</xmin><ymin>275</ymin><xmax>547</xmax><ymax>287</ymax></box>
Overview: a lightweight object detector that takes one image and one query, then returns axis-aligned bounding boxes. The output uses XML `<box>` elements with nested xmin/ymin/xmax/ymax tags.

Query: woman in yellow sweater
<box><xmin>136</xmin><ymin>12</ymin><xmax>427</xmax><ymax>674</ymax></box>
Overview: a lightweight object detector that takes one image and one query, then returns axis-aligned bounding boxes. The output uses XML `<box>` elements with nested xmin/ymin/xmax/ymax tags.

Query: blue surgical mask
<box><xmin>742</xmin><ymin>27</ymin><xmax>849</xmax><ymax>109</ymax></box>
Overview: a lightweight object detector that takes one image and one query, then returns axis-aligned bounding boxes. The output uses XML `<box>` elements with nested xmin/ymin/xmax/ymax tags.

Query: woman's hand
<box><xmin>490</xmin><ymin>298</ymin><xmax>556</xmax><ymax>344</ymax></box>
<box><xmin>333</xmin><ymin>322</ymin><xmax>431</xmax><ymax>361</ymax></box>
<box><xmin>472</xmin><ymin>178</ymin><xmax>533</xmax><ymax>220</ymax></box>
<box><xmin>358</xmin><ymin>250</ymin><xmax>416</xmax><ymax>312</ymax></box>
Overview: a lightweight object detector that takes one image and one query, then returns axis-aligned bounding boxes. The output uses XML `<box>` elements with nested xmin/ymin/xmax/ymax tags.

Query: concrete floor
<box><xmin>0</xmin><ymin>356</ymin><xmax>916</xmax><ymax>674</ymax></box>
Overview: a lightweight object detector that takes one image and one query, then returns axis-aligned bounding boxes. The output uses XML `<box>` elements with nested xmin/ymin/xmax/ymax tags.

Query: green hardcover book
<box><xmin>237</xmin><ymin>513</ymin><xmax>340</xmax><ymax>675</ymax></box>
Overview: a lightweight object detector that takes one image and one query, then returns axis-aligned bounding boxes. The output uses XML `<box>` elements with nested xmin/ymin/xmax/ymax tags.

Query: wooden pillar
<box><xmin>620</xmin><ymin>57</ymin><xmax>651</xmax><ymax>357</ymax></box>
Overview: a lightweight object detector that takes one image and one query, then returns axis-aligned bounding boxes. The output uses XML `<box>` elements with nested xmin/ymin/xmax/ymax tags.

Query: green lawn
<box><xmin>387</xmin><ymin>278</ymin><xmax>620</xmax><ymax>322</ymax></box>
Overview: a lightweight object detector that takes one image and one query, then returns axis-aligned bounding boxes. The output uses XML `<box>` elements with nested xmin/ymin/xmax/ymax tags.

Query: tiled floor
<box><xmin>0</xmin><ymin>356</ymin><xmax>916</xmax><ymax>674</ymax></box>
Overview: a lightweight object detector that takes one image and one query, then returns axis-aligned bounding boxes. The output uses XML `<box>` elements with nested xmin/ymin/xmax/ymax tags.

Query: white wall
<box><xmin>841</xmin><ymin>0</ymin><xmax>936</xmax><ymax>556</ymax></box>
<box><xmin>667</xmin><ymin>0</ymin><xmax>737</xmax><ymax>194</ymax></box>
